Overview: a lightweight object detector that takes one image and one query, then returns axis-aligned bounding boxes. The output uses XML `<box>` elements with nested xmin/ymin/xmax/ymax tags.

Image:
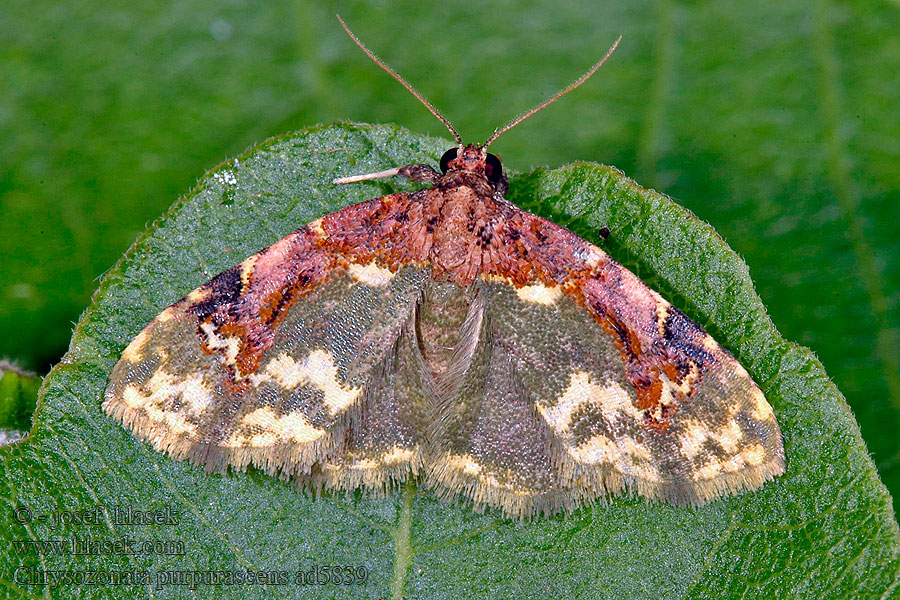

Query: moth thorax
<box><xmin>427</xmin><ymin>186</ymin><xmax>496</xmax><ymax>285</ymax></box>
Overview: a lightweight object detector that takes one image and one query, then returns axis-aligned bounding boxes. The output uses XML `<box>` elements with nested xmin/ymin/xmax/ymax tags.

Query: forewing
<box><xmin>103</xmin><ymin>193</ymin><xmax>432</xmax><ymax>490</ymax></box>
<box><xmin>488</xmin><ymin>209</ymin><xmax>785</xmax><ymax>507</ymax></box>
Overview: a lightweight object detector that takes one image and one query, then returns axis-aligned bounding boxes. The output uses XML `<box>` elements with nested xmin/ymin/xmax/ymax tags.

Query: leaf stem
<box><xmin>390</xmin><ymin>480</ymin><xmax>415</xmax><ymax>600</ymax></box>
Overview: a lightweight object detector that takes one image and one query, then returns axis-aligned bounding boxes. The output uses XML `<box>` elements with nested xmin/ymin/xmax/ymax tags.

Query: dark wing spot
<box><xmin>663</xmin><ymin>308</ymin><xmax>716</xmax><ymax>365</ymax></box>
<box><xmin>187</xmin><ymin>264</ymin><xmax>244</xmax><ymax>324</ymax></box>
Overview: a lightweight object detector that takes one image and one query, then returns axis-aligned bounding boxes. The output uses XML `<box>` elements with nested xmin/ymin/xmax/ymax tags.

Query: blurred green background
<box><xmin>2</xmin><ymin>0</ymin><xmax>898</xmax><ymax>512</ymax></box>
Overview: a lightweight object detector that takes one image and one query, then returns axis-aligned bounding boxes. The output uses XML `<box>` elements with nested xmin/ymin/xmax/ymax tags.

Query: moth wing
<box><xmin>425</xmin><ymin>281</ymin><xmax>580</xmax><ymax>518</ymax></box>
<box><xmin>428</xmin><ymin>209</ymin><xmax>785</xmax><ymax>516</ymax></box>
<box><xmin>103</xmin><ymin>193</ymin><xmax>432</xmax><ymax>491</ymax></box>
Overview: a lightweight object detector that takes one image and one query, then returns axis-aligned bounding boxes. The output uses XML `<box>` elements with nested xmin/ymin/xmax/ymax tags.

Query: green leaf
<box><xmin>2</xmin><ymin>124</ymin><xmax>898</xmax><ymax>599</ymax></box>
<box><xmin>0</xmin><ymin>362</ymin><xmax>39</xmax><ymax>437</ymax></box>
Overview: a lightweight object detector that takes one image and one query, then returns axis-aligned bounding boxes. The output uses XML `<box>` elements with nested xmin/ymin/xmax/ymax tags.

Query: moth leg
<box><xmin>332</xmin><ymin>163</ymin><xmax>440</xmax><ymax>185</ymax></box>
<box><xmin>398</xmin><ymin>163</ymin><xmax>441</xmax><ymax>183</ymax></box>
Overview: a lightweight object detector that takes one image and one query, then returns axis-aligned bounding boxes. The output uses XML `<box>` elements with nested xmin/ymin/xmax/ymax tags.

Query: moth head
<box><xmin>440</xmin><ymin>145</ymin><xmax>504</xmax><ymax>184</ymax></box>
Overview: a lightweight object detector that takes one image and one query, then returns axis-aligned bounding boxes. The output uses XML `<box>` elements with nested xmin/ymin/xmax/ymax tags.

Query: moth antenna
<box><xmin>482</xmin><ymin>36</ymin><xmax>622</xmax><ymax>150</ymax></box>
<box><xmin>337</xmin><ymin>15</ymin><xmax>463</xmax><ymax>146</ymax></box>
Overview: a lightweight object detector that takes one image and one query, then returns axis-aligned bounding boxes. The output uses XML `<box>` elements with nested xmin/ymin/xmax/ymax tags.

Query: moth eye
<box><xmin>485</xmin><ymin>153</ymin><xmax>503</xmax><ymax>182</ymax></box>
<box><xmin>439</xmin><ymin>148</ymin><xmax>458</xmax><ymax>174</ymax></box>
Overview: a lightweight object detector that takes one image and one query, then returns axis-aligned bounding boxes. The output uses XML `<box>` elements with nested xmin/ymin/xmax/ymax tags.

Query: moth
<box><xmin>103</xmin><ymin>18</ymin><xmax>785</xmax><ymax>519</ymax></box>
